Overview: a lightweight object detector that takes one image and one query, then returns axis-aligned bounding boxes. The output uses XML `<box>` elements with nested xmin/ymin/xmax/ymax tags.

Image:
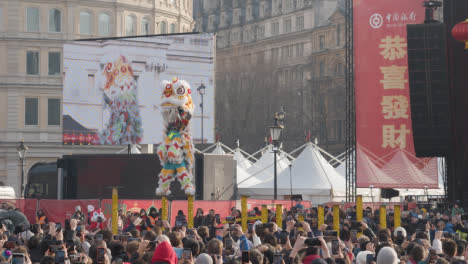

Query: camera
<box><xmin>304</xmin><ymin>238</ymin><xmax>321</xmax><ymax>247</ymax></box>
<box><xmin>226</xmin><ymin>216</ymin><xmax>236</xmax><ymax>222</ymax></box>
<box><xmin>323</xmin><ymin>230</ymin><xmax>338</xmax><ymax>237</ymax></box>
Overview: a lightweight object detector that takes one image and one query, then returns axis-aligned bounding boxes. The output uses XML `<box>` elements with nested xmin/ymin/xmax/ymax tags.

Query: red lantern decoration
<box><xmin>63</xmin><ymin>133</ymin><xmax>69</xmax><ymax>144</ymax></box>
<box><xmin>93</xmin><ymin>133</ymin><xmax>99</xmax><ymax>145</ymax></box>
<box><xmin>78</xmin><ymin>133</ymin><xmax>85</xmax><ymax>145</ymax></box>
<box><xmin>452</xmin><ymin>19</ymin><xmax>468</xmax><ymax>49</ymax></box>
<box><xmin>70</xmin><ymin>133</ymin><xmax>77</xmax><ymax>145</ymax></box>
<box><xmin>85</xmin><ymin>134</ymin><xmax>93</xmax><ymax>145</ymax></box>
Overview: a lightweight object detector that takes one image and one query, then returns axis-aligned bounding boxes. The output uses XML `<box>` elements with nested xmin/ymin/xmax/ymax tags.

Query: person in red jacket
<box><xmin>151</xmin><ymin>241</ymin><xmax>178</xmax><ymax>264</ymax></box>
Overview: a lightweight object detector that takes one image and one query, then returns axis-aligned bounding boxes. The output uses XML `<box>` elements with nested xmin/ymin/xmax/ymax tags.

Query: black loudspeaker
<box><xmin>381</xmin><ymin>188</ymin><xmax>400</xmax><ymax>199</ymax></box>
<box><xmin>194</xmin><ymin>153</ymin><xmax>204</xmax><ymax>200</ymax></box>
<box><xmin>407</xmin><ymin>23</ymin><xmax>449</xmax><ymax>157</ymax></box>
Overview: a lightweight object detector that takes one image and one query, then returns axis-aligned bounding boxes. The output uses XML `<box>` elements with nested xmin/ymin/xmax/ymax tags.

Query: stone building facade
<box><xmin>194</xmin><ymin>0</ymin><xmax>346</xmax><ymax>154</ymax></box>
<box><xmin>0</xmin><ymin>0</ymin><xmax>194</xmax><ymax>197</ymax></box>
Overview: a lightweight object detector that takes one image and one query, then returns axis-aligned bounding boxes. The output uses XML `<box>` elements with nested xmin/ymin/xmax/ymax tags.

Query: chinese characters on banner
<box><xmin>354</xmin><ymin>0</ymin><xmax>438</xmax><ymax>188</ymax></box>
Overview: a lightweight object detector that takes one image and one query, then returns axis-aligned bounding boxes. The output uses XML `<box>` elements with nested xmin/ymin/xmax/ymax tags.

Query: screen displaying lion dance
<box><xmin>98</xmin><ymin>55</ymin><xmax>143</xmax><ymax>145</ymax></box>
<box><xmin>156</xmin><ymin>78</ymin><xmax>195</xmax><ymax>196</ymax></box>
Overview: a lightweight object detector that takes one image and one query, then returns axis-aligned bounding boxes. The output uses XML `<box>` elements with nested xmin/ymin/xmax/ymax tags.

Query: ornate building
<box><xmin>194</xmin><ymin>0</ymin><xmax>346</xmax><ymax>154</ymax></box>
<box><xmin>0</xmin><ymin>0</ymin><xmax>194</xmax><ymax>196</ymax></box>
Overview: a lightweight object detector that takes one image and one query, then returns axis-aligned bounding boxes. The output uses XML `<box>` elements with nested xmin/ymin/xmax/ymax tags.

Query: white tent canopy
<box><xmin>233</xmin><ymin>149</ymin><xmax>253</xmax><ymax>170</ymax></box>
<box><xmin>238</xmin><ymin>146</ymin><xmax>291</xmax><ymax>195</ymax></box>
<box><xmin>238</xmin><ymin>143</ymin><xmax>347</xmax><ymax>203</ymax></box>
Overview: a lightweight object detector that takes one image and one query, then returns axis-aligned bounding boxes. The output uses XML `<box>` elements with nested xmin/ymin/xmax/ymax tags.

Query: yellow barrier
<box><xmin>298</xmin><ymin>213</ymin><xmax>305</xmax><ymax>231</ymax></box>
<box><xmin>276</xmin><ymin>204</ymin><xmax>282</xmax><ymax>228</ymax></box>
<box><xmin>394</xmin><ymin>205</ymin><xmax>401</xmax><ymax>228</ymax></box>
<box><xmin>162</xmin><ymin>196</ymin><xmax>168</xmax><ymax>221</ymax></box>
<box><xmin>333</xmin><ymin>205</ymin><xmax>339</xmax><ymax>236</ymax></box>
<box><xmin>318</xmin><ymin>205</ymin><xmax>324</xmax><ymax>227</ymax></box>
<box><xmin>188</xmin><ymin>195</ymin><xmax>194</xmax><ymax>228</ymax></box>
<box><xmin>356</xmin><ymin>195</ymin><xmax>363</xmax><ymax>222</ymax></box>
<box><xmin>241</xmin><ymin>196</ymin><xmax>248</xmax><ymax>232</ymax></box>
<box><xmin>112</xmin><ymin>188</ymin><xmax>118</xmax><ymax>235</ymax></box>
<box><xmin>380</xmin><ymin>205</ymin><xmax>387</xmax><ymax>229</ymax></box>
<box><xmin>261</xmin><ymin>205</ymin><xmax>268</xmax><ymax>223</ymax></box>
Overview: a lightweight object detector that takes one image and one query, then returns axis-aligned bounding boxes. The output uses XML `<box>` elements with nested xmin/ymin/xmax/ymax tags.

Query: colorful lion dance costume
<box><xmin>98</xmin><ymin>55</ymin><xmax>143</xmax><ymax>144</ymax></box>
<box><xmin>156</xmin><ymin>78</ymin><xmax>195</xmax><ymax>196</ymax></box>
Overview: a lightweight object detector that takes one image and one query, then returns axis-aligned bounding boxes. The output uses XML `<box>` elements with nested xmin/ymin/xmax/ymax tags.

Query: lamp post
<box><xmin>197</xmin><ymin>82</ymin><xmax>206</xmax><ymax>143</ymax></box>
<box><xmin>269</xmin><ymin>107</ymin><xmax>285</xmax><ymax>200</ymax></box>
<box><xmin>17</xmin><ymin>140</ymin><xmax>29</xmax><ymax>198</ymax></box>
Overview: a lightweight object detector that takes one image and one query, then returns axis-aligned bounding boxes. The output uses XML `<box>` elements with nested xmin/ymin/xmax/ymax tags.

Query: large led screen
<box><xmin>62</xmin><ymin>33</ymin><xmax>215</xmax><ymax>145</ymax></box>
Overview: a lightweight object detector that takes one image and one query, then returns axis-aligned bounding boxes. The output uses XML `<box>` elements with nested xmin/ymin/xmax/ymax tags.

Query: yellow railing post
<box><xmin>162</xmin><ymin>196</ymin><xmax>168</xmax><ymax>221</ymax></box>
<box><xmin>188</xmin><ymin>195</ymin><xmax>194</xmax><ymax>228</ymax></box>
<box><xmin>318</xmin><ymin>205</ymin><xmax>324</xmax><ymax>227</ymax></box>
<box><xmin>356</xmin><ymin>195</ymin><xmax>363</xmax><ymax>222</ymax></box>
<box><xmin>241</xmin><ymin>196</ymin><xmax>248</xmax><ymax>232</ymax></box>
<box><xmin>380</xmin><ymin>205</ymin><xmax>387</xmax><ymax>229</ymax></box>
<box><xmin>261</xmin><ymin>205</ymin><xmax>268</xmax><ymax>223</ymax></box>
<box><xmin>112</xmin><ymin>187</ymin><xmax>118</xmax><ymax>235</ymax></box>
<box><xmin>394</xmin><ymin>205</ymin><xmax>401</xmax><ymax>228</ymax></box>
<box><xmin>333</xmin><ymin>205</ymin><xmax>340</xmax><ymax>235</ymax></box>
<box><xmin>276</xmin><ymin>204</ymin><xmax>283</xmax><ymax>228</ymax></box>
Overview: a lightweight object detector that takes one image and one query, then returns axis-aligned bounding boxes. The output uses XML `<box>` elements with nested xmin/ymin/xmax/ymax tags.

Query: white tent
<box><xmin>238</xmin><ymin>146</ymin><xmax>291</xmax><ymax>195</ymax></box>
<box><xmin>211</xmin><ymin>142</ymin><xmax>226</xmax><ymax>154</ymax></box>
<box><xmin>233</xmin><ymin>149</ymin><xmax>253</xmax><ymax>170</ymax></box>
<box><xmin>238</xmin><ymin>143</ymin><xmax>347</xmax><ymax>203</ymax></box>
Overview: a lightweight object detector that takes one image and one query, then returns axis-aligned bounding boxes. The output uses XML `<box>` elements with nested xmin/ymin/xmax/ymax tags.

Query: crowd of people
<box><xmin>0</xmin><ymin>200</ymin><xmax>467</xmax><ymax>264</ymax></box>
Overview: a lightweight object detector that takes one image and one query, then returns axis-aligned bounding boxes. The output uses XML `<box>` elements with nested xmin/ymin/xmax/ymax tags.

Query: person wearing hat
<box><xmin>71</xmin><ymin>205</ymin><xmax>86</xmax><ymax>224</ymax></box>
<box><xmin>146</xmin><ymin>207</ymin><xmax>159</xmax><ymax>231</ymax></box>
<box><xmin>452</xmin><ymin>201</ymin><xmax>464</xmax><ymax>216</ymax></box>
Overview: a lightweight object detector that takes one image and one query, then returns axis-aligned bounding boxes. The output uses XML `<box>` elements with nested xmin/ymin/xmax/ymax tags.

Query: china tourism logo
<box><xmin>370</xmin><ymin>13</ymin><xmax>384</xmax><ymax>29</ymax></box>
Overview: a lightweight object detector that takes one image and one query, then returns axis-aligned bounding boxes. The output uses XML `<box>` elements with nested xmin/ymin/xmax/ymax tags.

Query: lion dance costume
<box><xmin>98</xmin><ymin>55</ymin><xmax>143</xmax><ymax>144</ymax></box>
<box><xmin>156</xmin><ymin>78</ymin><xmax>195</xmax><ymax>196</ymax></box>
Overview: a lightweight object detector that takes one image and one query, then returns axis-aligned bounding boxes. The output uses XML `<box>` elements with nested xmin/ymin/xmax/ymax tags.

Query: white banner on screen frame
<box><xmin>62</xmin><ymin>33</ymin><xmax>215</xmax><ymax>145</ymax></box>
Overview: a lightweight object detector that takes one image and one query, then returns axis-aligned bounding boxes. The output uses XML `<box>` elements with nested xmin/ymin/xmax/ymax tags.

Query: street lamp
<box><xmin>197</xmin><ymin>82</ymin><xmax>206</xmax><ymax>143</ymax></box>
<box><xmin>270</xmin><ymin>107</ymin><xmax>285</xmax><ymax>200</ymax></box>
<box><xmin>17</xmin><ymin>140</ymin><xmax>29</xmax><ymax>198</ymax></box>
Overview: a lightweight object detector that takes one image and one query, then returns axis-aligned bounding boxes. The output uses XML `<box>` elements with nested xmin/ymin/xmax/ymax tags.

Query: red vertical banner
<box><xmin>354</xmin><ymin>0</ymin><xmax>438</xmax><ymax>188</ymax></box>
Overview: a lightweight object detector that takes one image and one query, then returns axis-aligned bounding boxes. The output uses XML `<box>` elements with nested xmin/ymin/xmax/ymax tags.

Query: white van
<box><xmin>0</xmin><ymin>187</ymin><xmax>16</xmax><ymax>199</ymax></box>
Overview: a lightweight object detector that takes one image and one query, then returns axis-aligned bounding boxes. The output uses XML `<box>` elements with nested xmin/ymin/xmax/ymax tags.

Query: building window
<box><xmin>25</xmin><ymin>98</ymin><xmax>38</xmax><ymax>126</ymax></box>
<box><xmin>336</xmin><ymin>24</ymin><xmax>341</xmax><ymax>46</ymax></box>
<box><xmin>160</xmin><ymin>21</ymin><xmax>167</xmax><ymax>34</ymax></box>
<box><xmin>48</xmin><ymin>9</ymin><xmax>61</xmax><ymax>32</ymax></box>
<box><xmin>336</xmin><ymin>63</ymin><xmax>343</xmax><ymax>75</ymax></box>
<box><xmin>296</xmin><ymin>16</ymin><xmax>304</xmax><ymax>31</ymax></box>
<box><xmin>126</xmin><ymin>15</ymin><xmax>137</xmax><ymax>35</ymax></box>
<box><xmin>319</xmin><ymin>35</ymin><xmax>325</xmax><ymax>50</ymax></box>
<box><xmin>48</xmin><ymin>98</ymin><xmax>60</xmax><ymax>126</ymax></box>
<box><xmin>289</xmin><ymin>45</ymin><xmax>293</xmax><ymax>57</ymax></box>
<box><xmin>27</xmin><ymin>7</ymin><xmax>40</xmax><ymax>32</ymax></box>
<box><xmin>98</xmin><ymin>13</ymin><xmax>111</xmax><ymax>36</ymax></box>
<box><xmin>296</xmin><ymin>42</ymin><xmax>304</xmax><ymax>56</ymax></box>
<box><xmin>26</xmin><ymin>51</ymin><xmax>39</xmax><ymax>75</ymax></box>
<box><xmin>141</xmin><ymin>17</ymin><xmax>149</xmax><ymax>35</ymax></box>
<box><xmin>88</xmin><ymin>74</ymin><xmax>95</xmax><ymax>95</ymax></box>
<box><xmin>284</xmin><ymin>18</ymin><xmax>291</xmax><ymax>33</ymax></box>
<box><xmin>48</xmin><ymin>52</ymin><xmax>60</xmax><ymax>76</ymax></box>
<box><xmin>271</xmin><ymin>21</ymin><xmax>279</xmax><ymax>35</ymax></box>
<box><xmin>79</xmin><ymin>11</ymin><xmax>92</xmax><ymax>34</ymax></box>
<box><xmin>170</xmin><ymin>23</ymin><xmax>176</xmax><ymax>33</ymax></box>
<box><xmin>320</xmin><ymin>61</ymin><xmax>325</xmax><ymax>77</ymax></box>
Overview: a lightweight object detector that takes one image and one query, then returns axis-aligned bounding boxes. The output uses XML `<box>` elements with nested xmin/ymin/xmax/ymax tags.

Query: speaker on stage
<box><xmin>407</xmin><ymin>23</ymin><xmax>449</xmax><ymax>157</ymax></box>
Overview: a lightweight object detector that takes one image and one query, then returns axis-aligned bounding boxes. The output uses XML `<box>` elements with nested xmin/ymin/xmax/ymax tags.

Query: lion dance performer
<box><xmin>98</xmin><ymin>55</ymin><xmax>143</xmax><ymax>144</ymax></box>
<box><xmin>156</xmin><ymin>77</ymin><xmax>195</xmax><ymax>195</ymax></box>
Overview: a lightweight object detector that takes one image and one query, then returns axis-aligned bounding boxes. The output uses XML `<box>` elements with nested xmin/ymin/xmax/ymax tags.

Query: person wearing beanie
<box><xmin>72</xmin><ymin>205</ymin><xmax>86</xmax><ymax>223</ymax></box>
<box><xmin>376</xmin><ymin>247</ymin><xmax>399</xmax><ymax>264</ymax></box>
<box><xmin>151</xmin><ymin>241</ymin><xmax>178</xmax><ymax>264</ymax></box>
<box><xmin>356</xmin><ymin>251</ymin><xmax>374</xmax><ymax>264</ymax></box>
<box><xmin>195</xmin><ymin>253</ymin><xmax>213</xmax><ymax>264</ymax></box>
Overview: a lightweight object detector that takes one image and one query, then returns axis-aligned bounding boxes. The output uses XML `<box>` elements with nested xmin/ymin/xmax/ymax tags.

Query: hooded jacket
<box><xmin>151</xmin><ymin>241</ymin><xmax>178</xmax><ymax>264</ymax></box>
